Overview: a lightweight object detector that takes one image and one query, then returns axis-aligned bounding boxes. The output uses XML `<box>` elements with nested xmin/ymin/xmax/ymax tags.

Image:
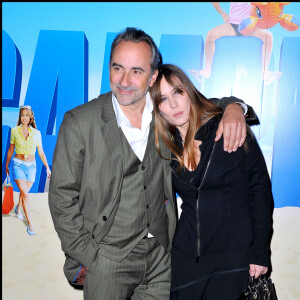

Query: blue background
<box><xmin>2</xmin><ymin>2</ymin><xmax>300</xmax><ymax>207</ymax></box>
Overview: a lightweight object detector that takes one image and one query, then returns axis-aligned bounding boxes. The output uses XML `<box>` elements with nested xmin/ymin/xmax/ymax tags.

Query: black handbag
<box><xmin>238</xmin><ymin>275</ymin><xmax>278</xmax><ymax>300</ymax></box>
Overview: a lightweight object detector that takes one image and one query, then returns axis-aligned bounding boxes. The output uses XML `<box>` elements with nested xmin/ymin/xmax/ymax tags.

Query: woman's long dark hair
<box><xmin>150</xmin><ymin>64</ymin><xmax>222</xmax><ymax>171</ymax></box>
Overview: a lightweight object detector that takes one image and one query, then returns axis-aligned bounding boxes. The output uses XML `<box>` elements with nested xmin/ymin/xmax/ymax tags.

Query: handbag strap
<box><xmin>249</xmin><ymin>276</ymin><xmax>255</xmax><ymax>288</ymax></box>
<box><xmin>6</xmin><ymin>174</ymin><xmax>11</xmax><ymax>186</ymax></box>
<box><xmin>249</xmin><ymin>274</ymin><xmax>267</xmax><ymax>286</ymax></box>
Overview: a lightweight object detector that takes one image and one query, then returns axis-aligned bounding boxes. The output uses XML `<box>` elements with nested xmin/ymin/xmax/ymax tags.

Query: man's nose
<box><xmin>120</xmin><ymin>72</ymin><xmax>131</xmax><ymax>87</ymax></box>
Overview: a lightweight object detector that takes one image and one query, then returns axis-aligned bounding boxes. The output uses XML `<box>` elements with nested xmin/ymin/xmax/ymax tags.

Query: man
<box><xmin>49</xmin><ymin>27</ymin><xmax>257</xmax><ymax>299</ymax></box>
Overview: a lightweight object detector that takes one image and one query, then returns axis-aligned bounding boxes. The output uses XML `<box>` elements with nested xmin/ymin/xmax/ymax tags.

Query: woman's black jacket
<box><xmin>171</xmin><ymin>114</ymin><xmax>272</xmax><ymax>267</ymax></box>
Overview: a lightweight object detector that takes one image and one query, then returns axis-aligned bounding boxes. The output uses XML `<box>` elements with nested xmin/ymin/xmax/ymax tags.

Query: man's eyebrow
<box><xmin>132</xmin><ymin>67</ymin><xmax>145</xmax><ymax>72</ymax></box>
<box><xmin>111</xmin><ymin>62</ymin><xmax>123</xmax><ymax>67</ymax></box>
<box><xmin>111</xmin><ymin>63</ymin><xmax>145</xmax><ymax>72</ymax></box>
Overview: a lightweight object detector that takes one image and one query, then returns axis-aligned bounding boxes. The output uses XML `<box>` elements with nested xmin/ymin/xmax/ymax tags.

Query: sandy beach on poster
<box><xmin>2</xmin><ymin>191</ymin><xmax>300</xmax><ymax>300</ymax></box>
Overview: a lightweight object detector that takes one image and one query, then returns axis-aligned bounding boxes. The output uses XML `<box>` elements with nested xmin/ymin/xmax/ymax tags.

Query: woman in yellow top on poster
<box><xmin>5</xmin><ymin>105</ymin><xmax>51</xmax><ymax>236</ymax></box>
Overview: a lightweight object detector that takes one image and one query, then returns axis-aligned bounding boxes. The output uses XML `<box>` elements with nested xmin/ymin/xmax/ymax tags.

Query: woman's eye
<box><xmin>174</xmin><ymin>89</ymin><xmax>183</xmax><ymax>95</ymax></box>
<box><xmin>160</xmin><ymin>97</ymin><xmax>167</xmax><ymax>102</ymax></box>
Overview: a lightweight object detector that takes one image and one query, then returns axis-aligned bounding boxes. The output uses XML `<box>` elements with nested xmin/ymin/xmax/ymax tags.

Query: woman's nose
<box><xmin>169</xmin><ymin>98</ymin><xmax>177</xmax><ymax>108</ymax></box>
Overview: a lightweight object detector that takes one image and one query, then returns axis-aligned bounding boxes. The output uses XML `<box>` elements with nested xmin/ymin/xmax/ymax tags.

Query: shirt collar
<box><xmin>18</xmin><ymin>124</ymin><xmax>34</xmax><ymax>139</ymax></box>
<box><xmin>112</xmin><ymin>92</ymin><xmax>153</xmax><ymax>127</ymax></box>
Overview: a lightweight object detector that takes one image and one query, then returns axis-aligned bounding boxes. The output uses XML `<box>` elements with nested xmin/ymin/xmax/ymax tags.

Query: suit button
<box><xmin>147</xmin><ymin>223</ymin><xmax>150</xmax><ymax>228</ymax></box>
<box><xmin>142</xmin><ymin>166</ymin><xmax>145</xmax><ymax>170</ymax></box>
<box><xmin>146</xmin><ymin>205</ymin><xmax>149</xmax><ymax>209</ymax></box>
<box><xmin>102</xmin><ymin>216</ymin><xmax>107</xmax><ymax>221</ymax></box>
<box><xmin>144</xmin><ymin>185</ymin><xmax>147</xmax><ymax>190</ymax></box>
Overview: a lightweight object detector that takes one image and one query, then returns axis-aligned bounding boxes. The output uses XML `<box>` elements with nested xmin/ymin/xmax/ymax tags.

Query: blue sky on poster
<box><xmin>3</xmin><ymin>2</ymin><xmax>300</xmax><ymax>105</ymax></box>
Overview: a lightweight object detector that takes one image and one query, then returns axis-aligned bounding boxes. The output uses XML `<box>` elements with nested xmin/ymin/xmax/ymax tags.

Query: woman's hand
<box><xmin>249</xmin><ymin>264</ymin><xmax>268</xmax><ymax>279</ymax></box>
<box><xmin>221</xmin><ymin>12</ymin><xmax>229</xmax><ymax>23</ymax></box>
<box><xmin>46</xmin><ymin>167</ymin><xmax>51</xmax><ymax>179</ymax></box>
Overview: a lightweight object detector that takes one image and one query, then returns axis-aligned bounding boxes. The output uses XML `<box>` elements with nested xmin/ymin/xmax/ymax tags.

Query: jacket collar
<box><xmin>170</xmin><ymin>113</ymin><xmax>222</xmax><ymax>170</ymax></box>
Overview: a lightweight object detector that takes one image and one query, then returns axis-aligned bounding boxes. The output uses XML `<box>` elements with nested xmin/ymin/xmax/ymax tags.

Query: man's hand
<box><xmin>215</xmin><ymin>103</ymin><xmax>247</xmax><ymax>152</ymax></box>
<box><xmin>74</xmin><ymin>265</ymin><xmax>88</xmax><ymax>285</ymax></box>
<box><xmin>249</xmin><ymin>264</ymin><xmax>268</xmax><ymax>279</ymax></box>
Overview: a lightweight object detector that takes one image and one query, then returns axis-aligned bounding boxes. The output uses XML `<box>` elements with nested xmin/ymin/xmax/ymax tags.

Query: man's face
<box><xmin>109</xmin><ymin>41</ymin><xmax>158</xmax><ymax>106</ymax></box>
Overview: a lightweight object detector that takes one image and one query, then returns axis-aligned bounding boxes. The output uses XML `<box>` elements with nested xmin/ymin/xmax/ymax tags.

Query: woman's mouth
<box><xmin>173</xmin><ymin>112</ymin><xmax>183</xmax><ymax>118</ymax></box>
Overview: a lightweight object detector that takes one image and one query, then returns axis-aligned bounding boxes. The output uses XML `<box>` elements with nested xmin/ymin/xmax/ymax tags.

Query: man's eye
<box><xmin>134</xmin><ymin>70</ymin><xmax>141</xmax><ymax>75</ymax></box>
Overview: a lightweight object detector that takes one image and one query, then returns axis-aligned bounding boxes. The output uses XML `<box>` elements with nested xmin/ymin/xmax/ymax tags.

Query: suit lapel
<box><xmin>153</xmin><ymin>117</ymin><xmax>176</xmax><ymax>213</ymax></box>
<box><xmin>100</xmin><ymin>93</ymin><xmax>124</xmax><ymax>176</ymax></box>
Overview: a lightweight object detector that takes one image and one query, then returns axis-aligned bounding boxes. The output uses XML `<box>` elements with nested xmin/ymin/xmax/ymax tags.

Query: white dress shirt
<box><xmin>112</xmin><ymin>92</ymin><xmax>153</xmax><ymax>162</ymax></box>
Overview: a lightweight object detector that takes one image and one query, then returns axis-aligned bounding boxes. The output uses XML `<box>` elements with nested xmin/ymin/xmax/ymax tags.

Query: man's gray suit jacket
<box><xmin>48</xmin><ymin>92</ymin><xmax>177</xmax><ymax>282</ymax></box>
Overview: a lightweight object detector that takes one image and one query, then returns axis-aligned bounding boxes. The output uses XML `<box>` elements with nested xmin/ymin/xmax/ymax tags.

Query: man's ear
<box><xmin>149</xmin><ymin>69</ymin><xmax>158</xmax><ymax>87</ymax></box>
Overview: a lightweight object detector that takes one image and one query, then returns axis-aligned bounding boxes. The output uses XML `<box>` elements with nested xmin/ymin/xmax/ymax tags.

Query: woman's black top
<box><xmin>170</xmin><ymin>114</ymin><xmax>271</xmax><ymax>267</ymax></box>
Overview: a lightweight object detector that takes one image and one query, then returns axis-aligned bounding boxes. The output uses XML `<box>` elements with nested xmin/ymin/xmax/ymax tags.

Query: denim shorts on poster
<box><xmin>11</xmin><ymin>158</ymin><xmax>36</xmax><ymax>182</ymax></box>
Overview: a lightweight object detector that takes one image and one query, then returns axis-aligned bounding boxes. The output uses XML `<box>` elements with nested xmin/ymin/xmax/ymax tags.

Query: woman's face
<box><xmin>158</xmin><ymin>76</ymin><xmax>190</xmax><ymax>132</ymax></box>
<box><xmin>20</xmin><ymin>109</ymin><xmax>31</xmax><ymax>126</ymax></box>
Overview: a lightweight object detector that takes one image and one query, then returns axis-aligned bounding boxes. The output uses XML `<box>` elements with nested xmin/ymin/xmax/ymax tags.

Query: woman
<box><xmin>150</xmin><ymin>64</ymin><xmax>271</xmax><ymax>299</ymax></box>
<box><xmin>189</xmin><ymin>2</ymin><xmax>280</xmax><ymax>85</ymax></box>
<box><xmin>5</xmin><ymin>105</ymin><xmax>51</xmax><ymax>236</ymax></box>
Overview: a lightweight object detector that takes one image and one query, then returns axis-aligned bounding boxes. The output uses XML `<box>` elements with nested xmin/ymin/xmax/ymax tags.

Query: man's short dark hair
<box><xmin>110</xmin><ymin>27</ymin><xmax>160</xmax><ymax>72</ymax></box>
